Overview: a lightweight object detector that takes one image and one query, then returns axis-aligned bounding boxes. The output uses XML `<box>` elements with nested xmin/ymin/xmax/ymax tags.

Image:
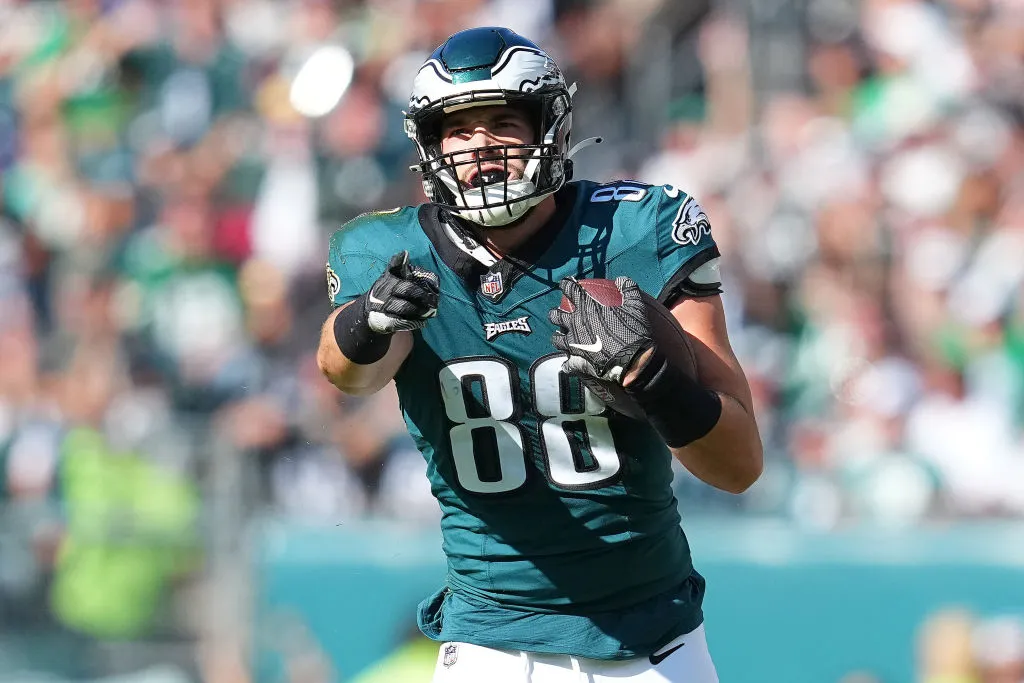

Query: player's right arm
<box><xmin>317</xmin><ymin>304</ymin><xmax>414</xmax><ymax>396</ymax></box>
<box><xmin>317</xmin><ymin>251</ymin><xmax>439</xmax><ymax>396</ymax></box>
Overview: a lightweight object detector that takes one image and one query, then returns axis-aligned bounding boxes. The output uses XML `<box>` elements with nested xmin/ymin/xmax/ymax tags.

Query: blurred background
<box><xmin>1</xmin><ymin>0</ymin><xmax>1023</xmax><ymax>681</ymax></box>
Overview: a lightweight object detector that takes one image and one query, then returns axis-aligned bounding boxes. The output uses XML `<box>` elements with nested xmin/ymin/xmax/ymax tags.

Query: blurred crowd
<box><xmin>693</xmin><ymin>0</ymin><xmax>1024</xmax><ymax>530</ymax></box>
<box><xmin>0</xmin><ymin>0</ymin><xmax>1023</xmax><ymax>678</ymax></box>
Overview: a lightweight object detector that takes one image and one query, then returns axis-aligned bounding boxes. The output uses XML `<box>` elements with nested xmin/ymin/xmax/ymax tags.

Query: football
<box><xmin>558</xmin><ymin>279</ymin><xmax>700</xmax><ymax>420</ymax></box>
<box><xmin>558</xmin><ymin>278</ymin><xmax>625</xmax><ymax>310</ymax></box>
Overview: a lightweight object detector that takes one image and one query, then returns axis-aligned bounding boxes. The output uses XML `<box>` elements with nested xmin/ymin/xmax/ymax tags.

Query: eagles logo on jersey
<box><xmin>671</xmin><ymin>196</ymin><xmax>712</xmax><ymax>247</ymax></box>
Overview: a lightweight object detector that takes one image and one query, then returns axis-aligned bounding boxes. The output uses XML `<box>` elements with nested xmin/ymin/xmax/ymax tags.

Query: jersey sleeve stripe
<box><xmin>656</xmin><ymin>245</ymin><xmax>723</xmax><ymax>307</ymax></box>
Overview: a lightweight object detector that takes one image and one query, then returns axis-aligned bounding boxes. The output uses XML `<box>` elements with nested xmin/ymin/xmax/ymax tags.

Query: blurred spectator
<box><xmin>973</xmin><ymin>616</ymin><xmax>1024</xmax><ymax>683</ymax></box>
<box><xmin>917</xmin><ymin>608</ymin><xmax>981</xmax><ymax>683</ymax></box>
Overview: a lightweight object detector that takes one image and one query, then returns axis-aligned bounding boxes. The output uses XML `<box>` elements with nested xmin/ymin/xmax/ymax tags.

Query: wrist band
<box><xmin>333</xmin><ymin>295</ymin><xmax>392</xmax><ymax>365</ymax></box>
<box><xmin>625</xmin><ymin>352</ymin><xmax>722</xmax><ymax>448</ymax></box>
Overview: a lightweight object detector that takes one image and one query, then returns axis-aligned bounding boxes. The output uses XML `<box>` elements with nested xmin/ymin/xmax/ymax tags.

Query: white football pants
<box><xmin>431</xmin><ymin>623</ymin><xmax>719</xmax><ymax>683</ymax></box>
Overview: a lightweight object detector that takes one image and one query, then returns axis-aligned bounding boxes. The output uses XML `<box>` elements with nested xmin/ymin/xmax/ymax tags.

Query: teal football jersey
<box><xmin>326</xmin><ymin>180</ymin><xmax>721</xmax><ymax>659</ymax></box>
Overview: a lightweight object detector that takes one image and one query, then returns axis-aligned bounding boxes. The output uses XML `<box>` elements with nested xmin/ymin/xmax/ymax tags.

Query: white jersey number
<box><xmin>439</xmin><ymin>356</ymin><xmax>621</xmax><ymax>494</ymax></box>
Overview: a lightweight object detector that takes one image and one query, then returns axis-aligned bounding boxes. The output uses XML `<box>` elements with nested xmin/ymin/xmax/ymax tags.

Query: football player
<box><xmin>317</xmin><ymin>26</ymin><xmax>762</xmax><ymax>683</ymax></box>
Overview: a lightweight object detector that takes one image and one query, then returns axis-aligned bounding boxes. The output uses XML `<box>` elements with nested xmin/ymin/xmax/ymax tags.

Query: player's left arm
<box><xmin>641</xmin><ymin>188</ymin><xmax>762</xmax><ymax>493</ymax></box>
<box><xmin>625</xmin><ymin>295</ymin><xmax>763</xmax><ymax>494</ymax></box>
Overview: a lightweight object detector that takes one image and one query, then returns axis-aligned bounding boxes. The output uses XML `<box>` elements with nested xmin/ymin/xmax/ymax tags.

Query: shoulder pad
<box><xmin>330</xmin><ymin>207</ymin><xmax>418</xmax><ymax>254</ymax></box>
<box><xmin>326</xmin><ymin>206</ymin><xmax>421</xmax><ymax>307</ymax></box>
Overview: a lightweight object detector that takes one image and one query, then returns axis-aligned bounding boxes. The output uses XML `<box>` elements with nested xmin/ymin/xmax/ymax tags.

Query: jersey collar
<box><xmin>418</xmin><ymin>184</ymin><xmax>579</xmax><ymax>302</ymax></box>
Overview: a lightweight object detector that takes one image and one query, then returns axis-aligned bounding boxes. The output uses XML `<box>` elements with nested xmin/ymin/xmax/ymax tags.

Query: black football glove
<box><xmin>365</xmin><ymin>251</ymin><xmax>440</xmax><ymax>334</ymax></box>
<box><xmin>548</xmin><ymin>276</ymin><xmax>655</xmax><ymax>384</ymax></box>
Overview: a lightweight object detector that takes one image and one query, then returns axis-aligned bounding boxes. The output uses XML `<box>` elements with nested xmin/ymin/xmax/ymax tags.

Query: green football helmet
<box><xmin>405</xmin><ymin>27</ymin><xmax>598</xmax><ymax>227</ymax></box>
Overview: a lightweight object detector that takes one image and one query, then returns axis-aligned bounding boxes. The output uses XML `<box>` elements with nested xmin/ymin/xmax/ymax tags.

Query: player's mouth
<box><xmin>465</xmin><ymin>165</ymin><xmax>512</xmax><ymax>190</ymax></box>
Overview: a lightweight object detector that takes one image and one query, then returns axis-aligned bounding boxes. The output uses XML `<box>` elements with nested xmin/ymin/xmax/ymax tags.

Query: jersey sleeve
<box><xmin>653</xmin><ymin>186</ymin><xmax>723</xmax><ymax>308</ymax></box>
<box><xmin>325</xmin><ymin>228</ymin><xmax>390</xmax><ymax>308</ymax></box>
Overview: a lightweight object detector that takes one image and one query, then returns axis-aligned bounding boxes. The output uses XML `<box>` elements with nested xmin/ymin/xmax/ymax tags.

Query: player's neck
<box><xmin>471</xmin><ymin>196</ymin><xmax>558</xmax><ymax>259</ymax></box>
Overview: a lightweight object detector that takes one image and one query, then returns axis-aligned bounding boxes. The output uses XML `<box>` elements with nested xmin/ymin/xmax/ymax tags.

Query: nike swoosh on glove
<box><xmin>365</xmin><ymin>251</ymin><xmax>440</xmax><ymax>333</ymax></box>
<box><xmin>548</xmin><ymin>276</ymin><xmax>655</xmax><ymax>383</ymax></box>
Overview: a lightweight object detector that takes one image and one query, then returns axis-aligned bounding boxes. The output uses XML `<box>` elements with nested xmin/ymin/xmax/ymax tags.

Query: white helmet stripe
<box><xmin>491</xmin><ymin>46</ymin><xmax>545</xmax><ymax>77</ymax></box>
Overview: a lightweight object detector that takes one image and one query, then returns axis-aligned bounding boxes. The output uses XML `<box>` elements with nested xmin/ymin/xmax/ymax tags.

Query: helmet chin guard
<box><xmin>404</xmin><ymin>28</ymin><xmax>597</xmax><ymax>228</ymax></box>
<box><xmin>438</xmin><ymin>170</ymin><xmax>550</xmax><ymax>228</ymax></box>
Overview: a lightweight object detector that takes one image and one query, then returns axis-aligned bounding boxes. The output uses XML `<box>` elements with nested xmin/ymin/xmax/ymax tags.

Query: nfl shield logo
<box><xmin>443</xmin><ymin>643</ymin><xmax>458</xmax><ymax>668</ymax></box>
<box><xmin>480</xmin><ymin>271</ymin><xmax>504</xmax><ymax>299</ymax></box>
